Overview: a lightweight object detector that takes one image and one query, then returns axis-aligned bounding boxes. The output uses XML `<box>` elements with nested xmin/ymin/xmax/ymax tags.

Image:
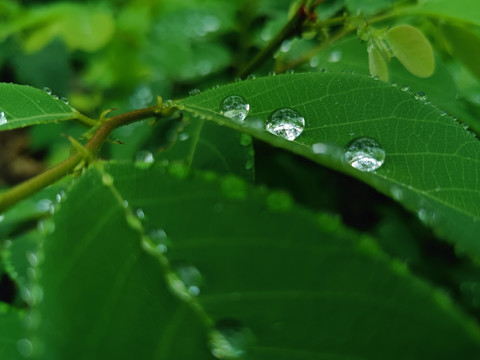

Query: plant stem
<box><xmin>0</xmin><ymin>105</ymin><xmax>161</xmax><ymax>214</ymax></box>
<box><xmin>237</xmin><ymin>0</ymin><xmax>311</xmax><ymax>78</ymax></box>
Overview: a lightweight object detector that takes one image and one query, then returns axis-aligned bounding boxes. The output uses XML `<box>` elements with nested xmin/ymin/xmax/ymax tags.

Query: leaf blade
<box><xmin>177</xmin><ymin>73</ymin><xmax>480</xmax><ymax>258</ymax></box>
<box><xmin>0</xmin><ymin>83</ymin><xmax>76</xmax><ymax>131</ymax></box>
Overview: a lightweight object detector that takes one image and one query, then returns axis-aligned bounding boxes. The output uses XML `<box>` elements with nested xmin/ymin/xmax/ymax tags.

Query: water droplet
<box><xmin>344</xmin><ymin>137</ymin><xmax>385</xmax><ymax>172</ymax></box>
<box><xmin>219</xmin><ymin>96</ymin><xmax>250</xmax><ymax>122</ymax></box>
<box><xmin>210</xmin><ymin>319</ymin><xmax>254</xmax><ymax>359</ymax></box>
<box><xmin>239</xmin><ymin>134</ymin><xmax>252</xmax><ymax>147</ymax></box>
<box><xmin>189</xmin><ymin>88</ymin><xmax>201</xmax><ymax>95</ymax></box>
<box><xmin>414</xmin><ymin>91</ymin><xmax>427</xmax><ymax>101</ymax></box>
<box><xmin>285</xmin><ymin>69</ymin><xmax>295</xmax><ymax>74</ymax></box>
<box><xmin>266</xmin><ymin>108</ymin><xmax>305</xmax><ymax>141</ymax></box>
<box><xmin>55</xmin><ymin>190</ymin><xmax>66</xmax><ymax>203</ymax></box>
<box><xmin>42</xmin><ymin>87</ymin><xmax>52</xmax><ymax>95</ymax></box>
<box><xmin>0</xmin><ymin>111</ymin><xmax>7</xmax><ymax>125</ymax></box>
<box><xmin>178</xmin><ymin>132</ymin><xmax>189</xmax><ymax>141</ymax></box>
<box><xmin>280</xmin><ymin>40</ymin><xmax>291</xmax><ymax>53</ymax></box>
<box><xmin>400</xmin><ymin>85</ymin><xmax>409</xmax><ymax>92</ymax></box>
<box><xmin>234</xmin><ymin>77</ymin><xmax>242</xmax><ymax>82</ymax></box>
<box><xmin>327</xmin><ymin>50</ymin><xmax>342</xmax><ymax>63</ymax></box>
<box><xmin>0</xmin><ymin>214</ymin><xmax>4</xmax><ymax>222</ymax></box>
<box><xmin>134</xmin><ymin>150</ymin><xmax>154</xmax><ymax>169</ymax></box>
<box><xmin>390</xmin><ymin>186</ymin><xmax>403</xmax><ymax>200</ymax></box>
<box><xmin>172</xmin><ymin>261</ymin><xmax>203</xmax><ymax>296</ymax></box>
<box><xmin>135</xmin><ymin>208</ymin><xmax>145</xmax><ymax>220</ymax></box>
<box><xmin>26</xmin><ymin>251</ymin><xmax>38</xmax><ymax>267</ymax></box>
<box><xmin>246</xmin><ymin>74</ymin><xmax>256</xmax><ymax>80</ymax></box>
<box><xmin>36</xmin><ymin>199</ymin><xmax>54</xmax><ymax>214</ymax></box>
<box><xmin>309</xmin><ymin>56</ymin><xmax>320</xmax><ymax>67</ymax></box>
<box><xmin>122</xmin><ymin>200</ymin><xmax>129</xmax><ymax>208</ymax></box>
<box><xmin>17</xmin><ymin>338</ymin><xmax>33</xmax><ymax>358</ymax></box>
<box><xmin>418</xmin><ymin>208</ymin><xmax>436</xmax><ymax>225</ymax></box>
<box><xmin>60</xmin><ymin>96</ymin><xmax>69</xmax><ymax>105</ymax></box>
<box><xmin>268</xmin><ymin>71</ymin><xmax>276</xmax><ymax>76</ymax></box>
<box><xmin>148</xmin><ymin>229</ymin><xmax>170</xmax><ymax>253</ymax></box>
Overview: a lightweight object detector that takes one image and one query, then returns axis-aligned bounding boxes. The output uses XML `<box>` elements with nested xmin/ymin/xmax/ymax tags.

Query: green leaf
<box><xmin>157</xmin><ymin>117</ymin><xmax>255</xmax><ymax>181</ymax></box>
<box><xmin>0</xmin><ymin>303</ymin><xmax>25</xmax><ymax>360</ymax></box>
<box><xmin>0</xmin><ymin>83</ymin><xmax>77</xmax><ymax>131</ymax></box>
<box><xmin>103</xmin><ymin>162</ymin><xmax>480</xmax><ymax>359</ymax></box>
<box><xmin>35</xmin><ymin>165</ymin><xmax>213</xmax><ymax>360</ymax></box>
<box><xmin>386</xmin><ymin>25</ymin><xmax>435</xmax><ymax>78</ymax></box>
<box><xmin>440</xmin><ymin>23</ymin><xmax>480</xmax><ymax>82</ymax></box>
<box><xmin>368</xmin><ymin>41</ymin><xmax>389</xmax><ymax>81</ymax></box>
<box><xmin>176</xmin><ymin>73</ymin><xmax>480</xmax><ymax>258</ymax></box>
<box><xmin>345</xmin><ymin>0</ymin><xmax>394</xmax><ymax>16</ymax></box>
<box><xmin>404</xmin><ymin>0</ymin><xmax>480</xmax><ymax>27</ymax></box>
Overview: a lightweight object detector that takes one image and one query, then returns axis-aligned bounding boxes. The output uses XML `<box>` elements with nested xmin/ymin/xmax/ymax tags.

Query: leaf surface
<box><xmin>35</xmin><ymin>166</ymin><xmax>213</xmax><ymax>360</ymax></box>
<box><xmin>177</xmin><ymin>73</ymin><xmax>480</xmax><ymax>258</ymax></box>
<box><xmin>403</xmin><ymin>0</ymin><xmax>480</xmax><ymax>27</ymax></box>
<box><xmin>104</xmin><ymin>162</ymin><xmax>480</xmax><ymax>359</ymax></box>
<box><xmin>0</xmin><ymin>83</ymin><xmax>76</xmax><ymax>131</ymax></box>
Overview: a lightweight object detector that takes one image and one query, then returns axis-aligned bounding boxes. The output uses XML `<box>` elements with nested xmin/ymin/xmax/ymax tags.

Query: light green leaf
<box><xmin>345</xmin><ymin>0</ymin><xmax>394</xmax><ymax>16</ymax></box>
<box><xmin>177</xmin><ymin>73</ymin><xmax>480</xmax><ymax>258</ymax></box>
<box><xmin>35</xmin><ymin>166</ymin><xmax>213</xmax><ymax>360</ymax></box>
<box><xmin>386</xmin><ymin>25</ymin><xmax>435</xmax><ymax>78</ymax></box>
<box><xmin>404</xmin><ymin>0</ymin><xmax>480</xmax><ymax>27</ymax></box>
<box><xmin>0</xmin><ymin>83</ymin><xmax>77</xmax><ymax>131</ymax></box>
<box><xmin>0</xmin><ymin>303</ymin><xmax>25</xmax><ymax>360</ymax></box>
<box><xmin>103</xmin><ymin>162</ymin><xmax>480</xmax><ymax>359</ymax></box>
<box><xmin>368</xmin><ymin>41</ymin><xmax>389</xmax><ymax>81</ymax></box>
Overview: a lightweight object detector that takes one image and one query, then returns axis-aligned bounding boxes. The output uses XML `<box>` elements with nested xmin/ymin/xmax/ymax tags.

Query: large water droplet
<box><xmin>344</xmin><ymin>137</ymin><xmax>385</xmax><ymax>172</ymax></box>
<box><xmin>266</xmin><ymin>108</ymin><xmax>305</xmax><ymax>141</ymax></box>
<box><xmin>219</xmin><ymin>96</ymin><xmax>250</xmax><ymax>121</ymax></box>
<box><xmin>0</xmin><ymin>111</ymin><xmax>7</xmax><ymax>125</ymax></box>
<box><xmin>210</xmin><ymin>319</ymin><xmax>254</xmax><ymax>359</ymax></box>
<box><xmin>172</xmin><ymin>261</ymin><xmax>203</xmax><ymax>296</ymax></box>
<box><xmin>134</xmin><ymin>150</ymin><xmax>154</xmax><ymax>169</ymax></box>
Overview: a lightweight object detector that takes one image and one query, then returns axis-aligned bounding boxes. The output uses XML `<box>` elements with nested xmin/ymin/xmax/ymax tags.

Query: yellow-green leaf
<box><xmin>386</xmin><ymin>24</ymin><xmax>435</xmax><ymax>78</ymax></box>
<box><xmin>368</xmin><ymin>41</ymin><xmax>389</xmax><ymax>81</ymax></box>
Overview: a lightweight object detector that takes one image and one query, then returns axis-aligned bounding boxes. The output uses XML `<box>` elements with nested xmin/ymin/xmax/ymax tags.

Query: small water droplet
<box><xmin>42</xmin><ymin>87</ymin><xmax>52</xmax><ymax>95</ymax></box>
<box><xmin>234</xmin><ymin>77</ymin><xmax>242</xmax><ymax>82</ymax></box>
<box><xmin>266</xmin><ymin>108</ymin><xmax>305</xmax><ymax>141</ymax></box>
<box><xmin>148</xmin><ymin>229</ymin><xmax>170</xmax><ymax>253</ymax></box>
<box><xmin>189</xmin><ymin>88</ymin><xmax>201</xmax><ymax>95</ymax></box>
<box><xmin>0</xmin><ymin>111</ymin><xmax>7</xmax><ymax>125</ymax></box>
<box><xmin>414</xmin><ymin>91</ymin><xmax>427</xmax><ymax>101</ymax></box>
<box><xmin>219</xmin><ymin>96</ymin><xmax>250</xmax><ymax>122</ymax></box>
<box><xmin>178</xmin><ymin>132</ymin><xmax>189</xmax><ymax>141</ymax></box>
<box><xmin>210</xmin><ymin>319</ymin><xmax>254</xmax><ymax>359</ymax></box>
<box><xmin>36</xmin><ymin>199</ymin><xmax>54</xmax><ymax>214</ymax></box>
<box><xmin>172</xmin><ymin>261</ymin><xmax>203</xmax><ymax>296</ymax></box>
<box><xmin>0</xmin><ymin>214</ymin><xmax>4</xmax><ymax>222</ymax></box>
<box><xmin>60</xmin><ymin>96</ymin><xmax>69</xmax><ymax>104</ymax></box>
<box><xmin>390</xmin><ymin>186</ymin><xmax>403</xmax><ymax>200</ymax></box>
<box><xmin>285</xmin><ymin>69</ymin><xmax>295</xmax><ymax>74</ymax></box>
<box><xmin>280</xmin><ymin>39</ymin><xmax>291</xmax><ymax>53</ymax></box>
<box><xmin>400</xmin><ymin>85</ymin><xmax>409</xmax><ymax>92</ymax></box>
<box><xmin>17</xmin><ymin>338</ymin><xmax>33</xmax><ymax>358</ymax></box>
<box><xmin>122</xmin><ymin>200</ymin><xmax>129</xmax><ymax>208</ymax></box>
<box><xmin>246</xmin><ymin>74</ymin><xmax>256</xmax><ymax>80</ymax></box>
<box><xmin>55</xmin><ymin>190</ymin><xmax>66</xmax><ymax>203</ymax></box>
<box><xmin>134</xmin><ymin>150</ymin><xmax>154</xmax><ymax>169</ymax></box>
<box><xmin>135</xmin><ymin>208</ymin><xmax>145</xmax><ymax>220</ymax></box>
<box><xmin>327</xmin><ymin>50</ymin><xmax>342</xmax><ymax>63</ymax></box>
<box><xmin>319</xmin><ymin>68</ymin><xmax>327</xmax><ymax>73</ymax></box>
<box><xmin>239</xmin><ymin>134</ymin><xmax>252</xmax><ymax>147</ymax></box>
<box><xmin>268</xmin><ymin>71</ymin><xmax>276</xmax><ymax>76</ymax></box>
<box><xmin>417</xmin><ymin>208</ymin><xmax>436</xmax><ymax>225</ymax></box>
<box><xmin>26</xmin><ymin>251</ymin><xmax>38</xmax><ymax>267</ymax></box>
<box><xmin>309</xmin><ymin>56</ymin><xmax>320</xmax><ymax>67</ymax></box>
<box><xmin>344</xmin><ymin>137</ymin><xmax>385</xmax><ymax>172</ymax></box>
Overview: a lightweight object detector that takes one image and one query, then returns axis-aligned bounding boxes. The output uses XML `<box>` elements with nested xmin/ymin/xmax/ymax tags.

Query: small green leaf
<box><xmin>0</xmin><ymin>83</ymin><xmax>77</xmax><ymax>131</ymax></box>
<box><xmin>404</xmin><ymin>0</ymin><xmax>480</xmax><ymax>27</ymax></box>
<box><xmin>368</xmin><ymin>40</ymin><xmax>389</xmax><ymax>81</ymax></box>
<box><xmin>386</xmin><ymin>25</ymin><xmax>435</xmax><ymax>78</ymax></box>
<box><xmin>177</xmin><ymin>73</ymin><xmax>480</xmax><ymax>258</ymax></box>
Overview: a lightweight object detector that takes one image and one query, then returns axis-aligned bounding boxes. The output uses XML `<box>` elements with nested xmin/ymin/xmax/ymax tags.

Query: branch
<box><xmin>0</xmin><ymin>105</ymin><xmax>163</xmax><ymax>214</ymax></box>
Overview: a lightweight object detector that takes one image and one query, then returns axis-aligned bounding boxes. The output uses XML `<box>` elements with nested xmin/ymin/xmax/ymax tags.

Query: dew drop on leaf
<box><xmin>210</xmin><ymin>319</ymin><xmax>254</xmax><ymax>359</ymax></box>
<box><xmin>219</xmin><ymin>95</ymin><xmax>250</xmax><ymax>121</ymax></box>
<box><xmin>148</xmin><ymin>228</ymin><xmax>170</xmax><ymax>253</ymax></box>
<box><xmin>17</xmin><ymin>338</ymin><xmax>33</xmax><ymax>358</ymax></box>
<box><xmin>414</xmin><ymin>91</ymin><xmax>427</xmax><ymax>101</ymax></box>
<box><xmin>266</xmin><ymin>108</ymin><xmax>305</xmax><ymax>141</ymax></box>
<box><xmin>134</xmin><ymin>150</ymin><xmax>154</xmax><ymax>169</ymax></box>
<box><xmin>189</xmin><ymin>88</ymin><xmax>201</xmax><ymax>95</ymax></box>
<box><xmin>0</xmin><ymin>111</ymin><xmax>7</xmax><ymax>125</ymax></box>
<box><xmin>172</xmin><ymin>261</ymin><xmax>203</xmax><ymax>297</ymax></box>
<box><xmin>42</xmin><ymin>87</ymin><xmax>52</xmax><ymax>95</ymax></box>
<box><xmin>328</xmin><ymin>49</ymin><xmax>342</xmax><ymax>63</ymax></box>
<box><xmin>135</xmin><ymin>208</ymin><xmax>145</xmax><ymax>220</ymax></box>
<box><xmin>344</xmin><ymin>137</ymin><xmax>385</xmax><ymax>172</ymax></box>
